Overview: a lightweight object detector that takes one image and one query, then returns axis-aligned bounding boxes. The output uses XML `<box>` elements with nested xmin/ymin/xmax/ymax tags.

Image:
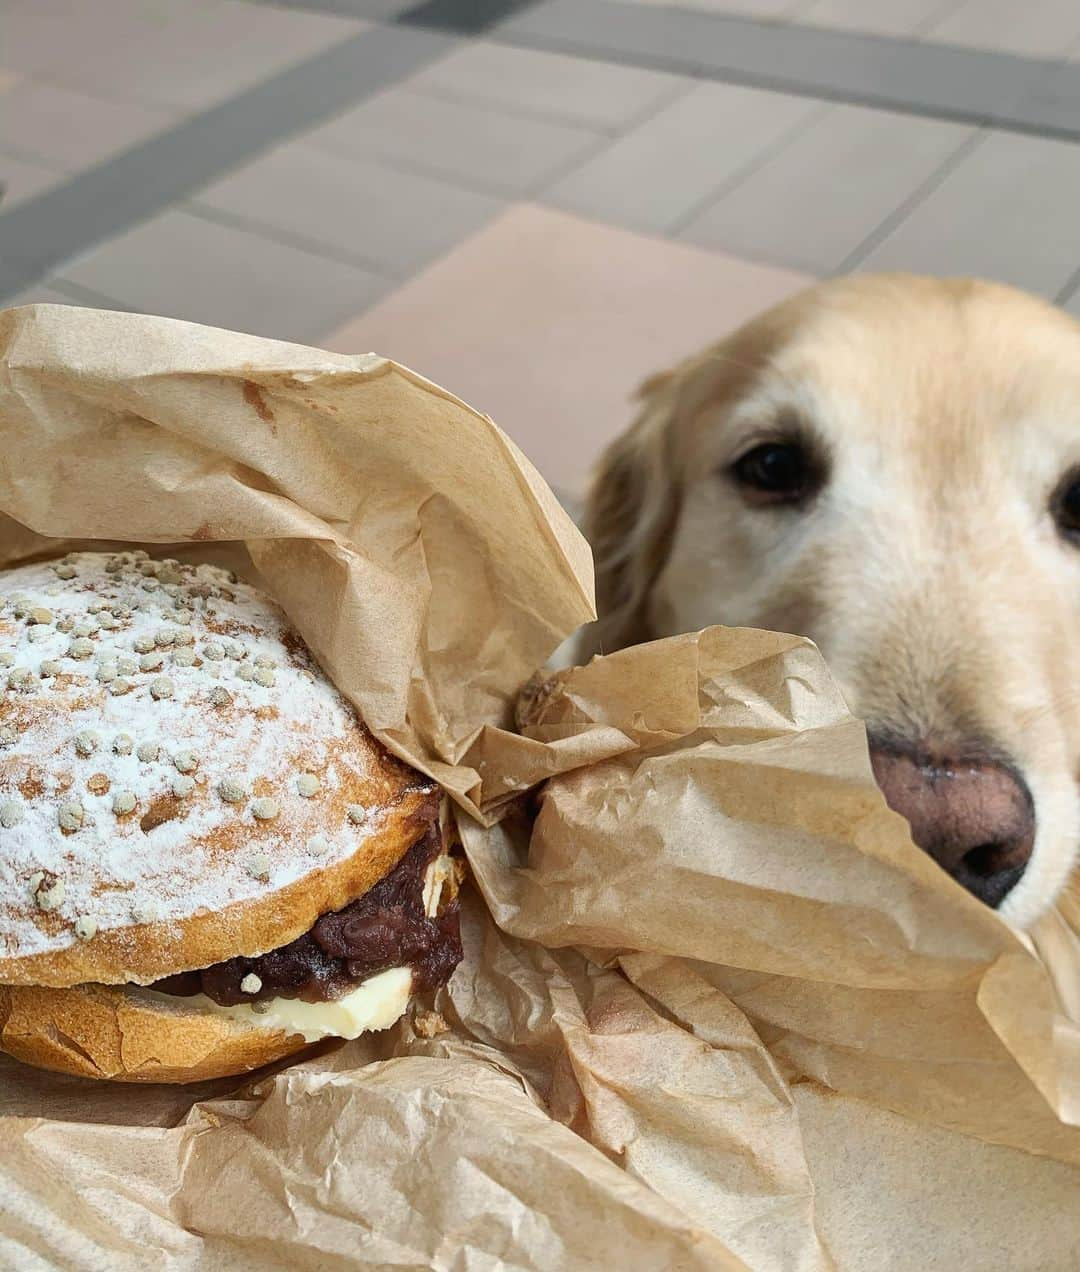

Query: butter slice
<box><xmin>162</xmin><ymin>965</ymin><xmax>414</xmax><ymax>1043</ymax></box>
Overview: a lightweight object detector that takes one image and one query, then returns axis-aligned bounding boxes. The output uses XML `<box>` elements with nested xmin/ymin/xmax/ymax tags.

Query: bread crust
<box><xmin>0</xmin><ymin>788</ymin><xmax>438</xmax><ymax>987</ymax></box>
<box><xmin>0</xmin><ymin>551</ymin><xmax>440</xmax><ymax>988</ymax></box>
<box><xmin>0</xmin><ymin>981</ymin><xmax>310</xmax><ymax>1083</ymax></box>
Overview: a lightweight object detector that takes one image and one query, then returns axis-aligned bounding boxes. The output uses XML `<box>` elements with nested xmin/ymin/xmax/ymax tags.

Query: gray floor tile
<box><xmin>61</xmin><ymin>209</ymin><xmax>388</xmax><ymax>344</ymax></box>
<box><xmin>856</xmin><ymin>131</ymin><xmax>1080</xmax><ymax>297</ymax></box>
<box><xmin>404</xmin><ymin>38</ymin><xmax>689</xmax><ymax>131</ymax></box>
<box><xmin>795</xmin><ymin>0</ymin><xmax>960</xmax><ymax>37</ymax></box>
<box><xmin>151</xmin><ymin>2</ymin><xmax>371</xmax><ymax>111</ymax></box>
<box><xmin>0</xmin><ymin>154</ymin><xmax>64</xmax><ymax>210</ymax></box>
<box><xmin>2</xmin><ymin>284</ymin><xmax>83</xmax><ymax>309</ymax></box>
<box><xmin>0</xmin><ymin>24</ymin><xmax>453</xmax><ymax>301</ymax></box>
<box><xmin>2</xmin><ymin>0</ymin><xmax>366</xmax><ymax>111</ymax></box>
<box><xmin>0</xmin><ymin>81</ymin><xmax>177</xmax><ymax>172</ymax></box>
<box><xmin>193</xmin><ymin>141</ymin><xmax>503</xmax><ymax>276</ymax></box>
<box><xmin>2</xmin><ymin>278</ymin><xmax>134</xmax><ymax>311</ymax></box>
<box><xmin>1063</xmin><ymin>288</ymin><xmax>1080</xmax><ymax>316</ymax></box>
<box><xmin>923</xmin><ymin>0</ymin><xmax>1080</xmax><ymax>58</ymax></box>
<box><xmin>543</xmin><ymin>81</ymin><xmax>822</xmax><ymax>234</ymax></box>
<box><xmin>304</xmin><ymin>87</ymin><xmax>602</xmax><ymax>194</ymax></box>
<box><xmin>680</xmin><ymin>103</ymin><xmax>974</xmax><ymax>274</ymax></box>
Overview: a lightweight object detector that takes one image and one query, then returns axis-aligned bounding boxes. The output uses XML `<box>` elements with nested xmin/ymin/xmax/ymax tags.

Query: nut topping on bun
<box><xmin>0</xmin><ymin>552</ymin><xmax>462</xmax><ymax>1083</ymax></box>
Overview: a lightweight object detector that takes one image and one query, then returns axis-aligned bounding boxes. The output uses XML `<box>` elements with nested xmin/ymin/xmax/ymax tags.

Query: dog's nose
<box><xmin>867</xmin><ymin>739</ymin><xmax>1035</xmax><ymax>908</ymax></box>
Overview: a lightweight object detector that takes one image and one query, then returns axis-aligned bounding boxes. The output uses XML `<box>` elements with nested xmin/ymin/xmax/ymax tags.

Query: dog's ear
<box><xmin>581</xmin><ymin>371</ymin><xmax>683</xmax><ymax>657</ymax></box>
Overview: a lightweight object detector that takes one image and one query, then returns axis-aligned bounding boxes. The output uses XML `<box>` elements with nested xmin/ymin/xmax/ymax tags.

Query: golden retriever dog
<box><xmin>583</xmin><ymin>273</ymin><xmax>1080</xmax><ymax>926</ymax></box>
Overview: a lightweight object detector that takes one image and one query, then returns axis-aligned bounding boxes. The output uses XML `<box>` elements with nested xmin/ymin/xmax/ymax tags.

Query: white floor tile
<box><xmin>796</xmin><ymin>0</ymin><xmax>959</xmax><ymax>37</ymax></box>
<box><xmin>405</xmin><ymin>40</ymin><xmax>689</xmax><ymax>132</ymax></box>
<box><xmin>680</xmin><ymin>103</ymin><xmax>973</xmax><ymax>274</ymax></box>
<box><xmin>543</xmin><ymin>82</ymin><xmax>823</xmax><ymax>234</ymax></box>
<box><xmin>61</xmin><ymin>209</ymin><xmax>388</xmax><ymax>345</ymax></box>
<box><xmin>195</xmin><ymin>141</ymin><xmax>503</xmax><ymax>277</ymax></box>
<box><xmin>857</xmin><ymin>130</ymin><xmax>1080</xmax><ymax>297</ymax></box>
<box><xmin>304</xmin><ymin>87</ymin><xmax>603</xmax><ymax>196</ymax></box>
<box><xmin>923</xmin><ymin>0</ymin><xmax>1080</xmax><ymax>57</ymax></box>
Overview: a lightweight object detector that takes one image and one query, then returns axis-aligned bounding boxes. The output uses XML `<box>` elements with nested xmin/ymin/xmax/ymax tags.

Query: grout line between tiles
<box><xmin>526</xmin><ymin>77</ymin><xmax>702</xmax><ymax>198</ymax></box>
<box><xmin>28</xmin><ymin>277</ymin><xmax>141</xmax><ymax>311</ymax></box>
<box><xmin>1053</xmin><ymin>264</ymin><xmax>1080</xmax><ymax>307</ymax></box>
<box><xmin>15</xmin><ymin>68</ymin><xmax>204</xmax><ymax>117</ymax></box>
<box><xmin>618</xmin><ymin>75</ymin><xmax>704</xmax><ymax>129</ymax></box>
<box><xmin>0</xmin><ymin>143</ymin><xmax>71</xmax><ymax>174</ymax></box>
<box><xmin>382</xmin><ymin>81</ymin><xmax>606</xmax><ymax>138</ymax></box>
<box><xmin>399</xmin><ymin>76</ymin><xmax>685</xmax><ymax>137</ymax></box>
<box><xmin>18</xmin><ymin>61</ymin><xmax>282</xmax><ymax>120</ymax></box>
<box><xmin>182</xmin><ymin>203</ymin><xmax>403</xmax><ymax>279</ymax></box>
<box><xmin>833</xmin><ymin>125</ymin><xmax>987</xmax><ymax>273</ymax></box>
<box><xmin>527</xmin><ymin>132</ymin><xmax>632</xmax><ymax>202</ymax></box>
<box><xmin>667</xmin><ymin>98</ymin><xmax>834</xmax><ymax>236</ymax></box>
<box><xmin>301</xmin><ymin>129</ymin><xmax>583</xmax><ymax>200</ymax></box>
<box><xmin>914</xmin><ymin>0</ymin><xmax>970</xmax><ymax>39</ymax></box>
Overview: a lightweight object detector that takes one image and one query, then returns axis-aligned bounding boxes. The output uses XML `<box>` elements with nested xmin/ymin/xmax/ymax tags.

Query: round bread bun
<box><xmin>0</xmin><ymin>550</ymin><xmax>438</xmax><ymax>989</ymax></box>
<box><xmin>0</xmin><ymin>981</ymin><xmax>310</xmax><ymax>1083</ymax></box>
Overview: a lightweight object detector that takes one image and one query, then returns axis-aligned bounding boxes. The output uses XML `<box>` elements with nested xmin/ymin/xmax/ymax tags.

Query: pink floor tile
<box><xmin>324</xmin><ymin>205</ymin><xmax>810</xmax><ymax>497</ymax></box>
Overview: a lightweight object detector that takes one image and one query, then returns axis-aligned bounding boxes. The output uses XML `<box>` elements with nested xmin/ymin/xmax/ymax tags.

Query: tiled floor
<box><xmin>62</xmin><ymin>207</ymin><xmax>390</xmax><ymax>342</ymax></box>
<box><xmin>325</xmin><ymin>204</ymin><xmax>809</xmax><ymax>492</ymax></box>
<box><xmin>2</xmin><ymin>0</ymin><xmax>1079</xmax><ymax>503</ymax></box>
<box><xmin>858</xmin><ymin>130</ymin><xmax>1080</xmax><ymax>293</ymax></box>
<box><xmin>677</xmin><ymin>103</ymin><xmax>977</xmax><ymax>274</ymax></box>
<box><xmin>192</xmin><ymin>141</ymin><xmax>503</xmax><ymax>277</ymax></box>
<box><xmin>0</xmin><ymin>151</ymin><xmax>66</xmax><ymax>210</ymax></box>
<box><xmin>303</xmin><ymin>86</ymin><xmax>605</xmax><ymax>195</ymax></box>
<box><xmin>545</xmin><ymin>82</ymin><xmax>825</xmax><ymax>234</ymax></box>
<box><xmin>0</xmin><ymin>79</ymin><xmax>178</xmax><ymax>171</ymax></box>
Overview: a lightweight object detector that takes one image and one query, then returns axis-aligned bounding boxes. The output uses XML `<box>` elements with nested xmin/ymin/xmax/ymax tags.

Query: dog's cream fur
<box><xmin>584</xmin><ymin>274</ymin><xmax>1080</xmax><ymax>925</ymax></box>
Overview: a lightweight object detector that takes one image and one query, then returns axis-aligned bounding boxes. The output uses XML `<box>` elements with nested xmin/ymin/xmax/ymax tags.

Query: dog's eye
<box><xmin>731</xmin><ymin>442</ymin><xmax>817</xmax><ymax>504</ymax></box>
<box><xmin>1054</xmin><ymin>474</ymin><xmax>1080</xmax><ymax>538</ymax></box>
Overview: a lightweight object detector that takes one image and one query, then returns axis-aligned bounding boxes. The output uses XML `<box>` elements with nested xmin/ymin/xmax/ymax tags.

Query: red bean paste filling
<box><xmin>152</xmin><ymin>829</ymin><xmax>461</xmax><ymax>1006</ymax></box>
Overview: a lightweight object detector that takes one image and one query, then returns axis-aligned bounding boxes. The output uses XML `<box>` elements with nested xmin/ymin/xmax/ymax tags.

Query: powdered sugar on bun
<box><xmin>0</xmin><ymin>551</ymin><xmax>436</xmax><ymax>987</ymax></box>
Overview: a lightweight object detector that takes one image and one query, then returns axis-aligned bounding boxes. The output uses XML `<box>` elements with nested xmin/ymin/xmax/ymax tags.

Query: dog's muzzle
<box><xmin>867</xmin><ymin>736</ymin><xmax>1035</xmax><ymax>908</ymax></box>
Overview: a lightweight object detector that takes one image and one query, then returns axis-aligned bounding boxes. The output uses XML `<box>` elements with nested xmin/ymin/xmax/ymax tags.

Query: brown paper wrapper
<box><xmin>1</xmin><ymin>306</ymin><xmax>1078</xmax><ymax>1271</ymax></box>
<box><xmin>0</xmin><ymin>303</ymin><xmax>594</xmax><ymax>817</ymax></box>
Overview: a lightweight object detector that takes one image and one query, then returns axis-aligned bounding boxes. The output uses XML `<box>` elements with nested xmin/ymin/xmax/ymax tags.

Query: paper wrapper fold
<box><xmin>0</xmin><ymin>304</ymin><xmax>594</xmax><ymax>816</ymax></box>
<box><xmin>1</xmin><ymin>306</ymin><xmax>1079</xmax><ymax>1271</ymax></box>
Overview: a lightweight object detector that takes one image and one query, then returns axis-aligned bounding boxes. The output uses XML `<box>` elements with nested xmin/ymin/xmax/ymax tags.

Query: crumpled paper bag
<box><xmin>0</xmin><ymin>303</ymin><xmax>594</xmax><ymax>818</ymax></box>
<box><xmin>468</xmin><ymin>629</ymin><xmax>1080</xmax><ymax>1157</ymax></box>
<box><xmin>1</xmin><ymin>305</ymin><xmax>1078</xmax><ymax>1272</ymax></box>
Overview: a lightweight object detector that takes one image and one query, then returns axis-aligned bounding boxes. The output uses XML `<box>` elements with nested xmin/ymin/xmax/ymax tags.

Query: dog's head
<box><xmin>585</xmin><ymin>274</ymin><xmax>1080</xmax><ymax>924</ymax></box>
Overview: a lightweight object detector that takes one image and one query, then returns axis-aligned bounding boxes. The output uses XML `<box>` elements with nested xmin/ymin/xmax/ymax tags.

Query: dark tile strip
<box><xmin>259</xmin><ymin>0</ymin><xmax>1080</xmax><ymax>141</ymax></box>
<box><xmin>0</xmin><ymin>24</ymin><xmax>455</xmax><ymax>303</ymax></box>
<box><xmin>493</xmin><ymin>0</ymin><xmax>1080</xmax><ymax>142</ymax></box>
<box><xmin>258</xmin><ymin>1</ymin><xmax>419</xmax><ymax>17</ymax></box>
<box><xmin>256</xmin><ymin>0</ymin><xmax>538</xmax><ymax>29</ymax></box>
<box><xmin>397</xmin><ymin>0</ymin><xmax>539</xmax><ymax>34</ymax></box>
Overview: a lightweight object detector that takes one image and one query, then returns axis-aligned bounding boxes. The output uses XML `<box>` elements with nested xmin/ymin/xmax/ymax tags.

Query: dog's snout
<box><xmin>868</xmin><ymin>739</ymin><xmax>1035</xmax><ymax>908</ymax></box>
